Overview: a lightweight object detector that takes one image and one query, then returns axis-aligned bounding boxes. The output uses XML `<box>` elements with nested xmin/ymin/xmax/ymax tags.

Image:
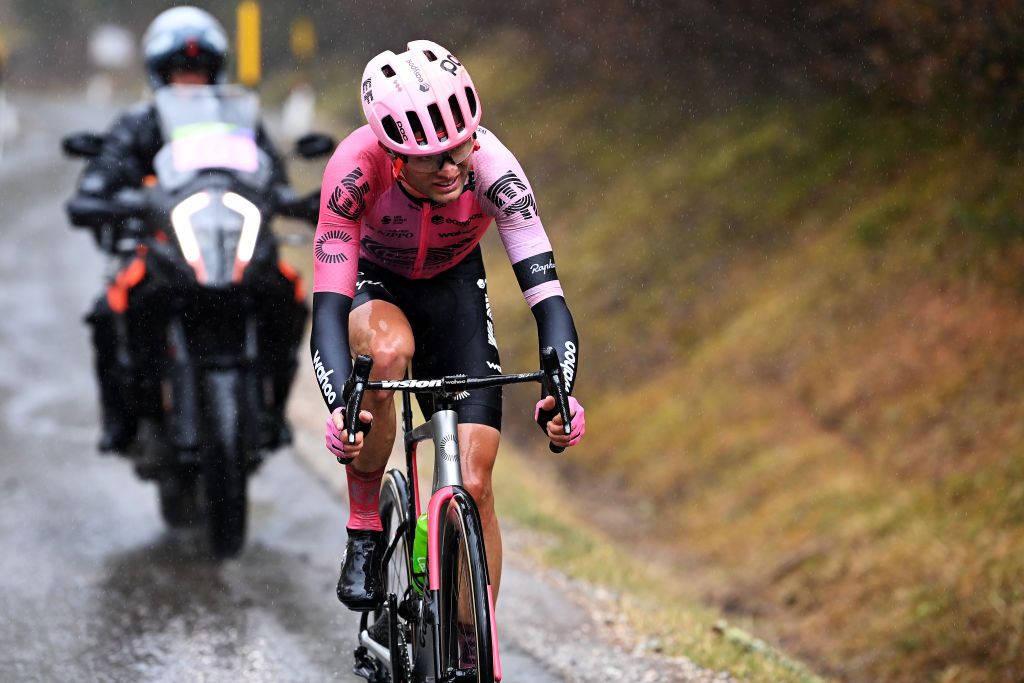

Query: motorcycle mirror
<box><xmin>294</xmin><ymin>132</ymin><xmax>336</xmax><ymax>159</ymax></box>
<box><xmin>62</xmin><ymin>132</ymin><xmax>106</xmax><ymax>159</ymax></box>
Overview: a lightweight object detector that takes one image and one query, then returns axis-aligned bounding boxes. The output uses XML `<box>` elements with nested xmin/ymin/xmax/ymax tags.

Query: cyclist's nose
<box><xmin>438</xmin><ymin>156</ymin><xmax>459</xmax><ymax>172</ymax></box>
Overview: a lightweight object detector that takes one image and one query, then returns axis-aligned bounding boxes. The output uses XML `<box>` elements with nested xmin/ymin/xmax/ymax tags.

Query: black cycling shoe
<box><xmin>337</xmin><ymin>528</ymin><xmax>385</xmax><ymax>611</ymax></box>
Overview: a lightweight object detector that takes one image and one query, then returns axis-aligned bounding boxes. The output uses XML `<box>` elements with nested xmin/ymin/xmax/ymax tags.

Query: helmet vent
<box><xmin>423</xmin><ymin>50</ymin><xmax>438</xmax><ymax>62</ymax></box>
<box><xmin>427</xmin><ymin>104</ymin><xmax>448</xmax><ymax>141</ymax></box>
<box><xmin>381</xmin><ymin>64</ymin><xmax>396</xmax><ymax>78</ymax></box>
<box><xmin>465</xmin><ymin>87</ymin><xmax>478</xmax><ymax>116</ymax></box>
<box><xmin>448</xmin><ymin>95</ymin><xmax>466</xmax><ymax>132</ymax></box>
<box><xmin>407</xmin><ymin>111</ymin><xmax>427</xmax><ymax>146</ymax></box>
<box><xmin>381</xmin><ymin>116</ymin><xmax>404</xmax><ymax>145</ymax></box>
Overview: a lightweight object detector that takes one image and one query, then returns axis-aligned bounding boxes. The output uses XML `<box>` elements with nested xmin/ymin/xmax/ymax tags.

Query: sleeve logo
<box><xmin>315</xmin><ymin>230</ymin><xmax>352</xmax><ymax>264</ymax></box>
<box><xmin>485</xmin><ymin>171</ymin><xmax>538</xmax><ymax>220</ymax></box>
<box><xmin>327</xmin><ymin>168</ymin><xmax>370</xmax><ymax>221</ymax></box>
<box><xmin>312</xmin><ymin>349</ymin><xmax>337</xmax><ymax>404</ymax></box>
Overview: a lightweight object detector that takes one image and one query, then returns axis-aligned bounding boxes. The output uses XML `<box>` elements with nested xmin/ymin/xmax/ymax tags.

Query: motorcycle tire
<box><xmin>158</xmin><ymin>472</ymin><xmax>199</xmax><ymax>528</ymax></box>
<box><xmin>202</xmin><ymin>369</ymin><xmax>249</xmax><ymax>558</ymax></box>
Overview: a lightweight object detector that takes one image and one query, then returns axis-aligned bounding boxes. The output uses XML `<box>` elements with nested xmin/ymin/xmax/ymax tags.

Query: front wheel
<box><xmin>374</xmin><ymin>470</ymin><xmax>413</xmax><ymax>682</ymax></box>
<box><xmin>438</xmin><ymin>491</ymin><xmax>495</xmax><ymax>683</ymax></box>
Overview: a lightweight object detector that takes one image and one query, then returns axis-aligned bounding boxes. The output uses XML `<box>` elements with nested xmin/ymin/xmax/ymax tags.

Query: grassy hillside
<box><xmin>460</xmin><ymin>39</ymin><xmax>1024</xmax><ymax>683</ymax></box>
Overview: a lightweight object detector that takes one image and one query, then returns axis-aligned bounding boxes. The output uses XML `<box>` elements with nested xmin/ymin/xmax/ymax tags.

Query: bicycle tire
<box><xmin>438</xmin><ymin>490</ymin><xmax>494</xmax><ymax>682</ymax></box>
<box><xmin>376</xmin><ymin>470</ymin><xmax>414</xmax><ymax>682</ymax></box>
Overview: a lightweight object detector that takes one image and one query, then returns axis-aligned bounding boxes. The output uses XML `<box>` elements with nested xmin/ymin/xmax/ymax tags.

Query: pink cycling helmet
<box><xmin>360</xmin><ymin>40</ymin><xmax>482</xmax><ymax>156</ymax></box>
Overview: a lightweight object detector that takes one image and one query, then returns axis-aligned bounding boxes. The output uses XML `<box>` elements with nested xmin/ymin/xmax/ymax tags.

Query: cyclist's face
<box><xmin>400</xmin><ymin>138</ymin><xmax>476</xmax><ymax>204</ymax></box>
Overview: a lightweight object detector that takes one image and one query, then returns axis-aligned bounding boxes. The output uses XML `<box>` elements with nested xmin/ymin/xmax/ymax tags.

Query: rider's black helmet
<box><xmin>141</xmin><ymin>6</ymin><xmax>229</xmax><ymax>89</ymax></box>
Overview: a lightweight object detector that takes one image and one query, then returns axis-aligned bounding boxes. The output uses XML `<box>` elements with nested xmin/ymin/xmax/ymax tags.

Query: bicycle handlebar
<box><xmin>539</xmin><ymin>347</ymin><xmax>572</xmax><ymax>454</ymax></box>
<box><xmin>339</xmin><ymin>347</ymin><xmax>573</xmax><ymax>455</ymax></box>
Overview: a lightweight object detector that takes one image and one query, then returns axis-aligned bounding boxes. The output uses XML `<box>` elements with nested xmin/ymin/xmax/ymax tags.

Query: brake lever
<box><xmin>342</xmin><ymin>355</ymin><xmax>374</xmax><ymax>452</ymax></box>
<box><xmin>540</xmin><ymin>347</ymin><xmax>572</xmax><ymax>454</ymax></box>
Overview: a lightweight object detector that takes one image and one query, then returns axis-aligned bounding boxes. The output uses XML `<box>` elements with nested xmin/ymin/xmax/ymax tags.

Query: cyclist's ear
<box><xmin>379</xmin><ymin>142</ymin><xmax>406</xmax><ymax>180</ymax></box>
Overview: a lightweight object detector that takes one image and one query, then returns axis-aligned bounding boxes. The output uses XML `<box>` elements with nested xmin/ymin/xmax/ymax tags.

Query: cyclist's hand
<box><xmin>325</xmin><ymin>406</ymin><xmax>373</xmax><ymax>464</ymax></box>
<box><xmin>535</xmin><ymin>395</ymin><xmax>586</xmax><ymax>448</ymax></box>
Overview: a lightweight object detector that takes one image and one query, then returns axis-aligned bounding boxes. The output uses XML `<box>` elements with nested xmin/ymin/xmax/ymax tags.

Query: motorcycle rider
<box><xmin>72</xmin><ymin>6</ymin><xmax>311</xmax><ymax>452</ymax></box>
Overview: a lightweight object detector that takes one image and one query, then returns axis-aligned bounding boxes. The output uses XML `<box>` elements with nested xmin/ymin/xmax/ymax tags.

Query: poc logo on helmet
<box><xmin>440</xmin><ymin>54</ymin><xmax>461</xmax><ymax>75</ymax></box>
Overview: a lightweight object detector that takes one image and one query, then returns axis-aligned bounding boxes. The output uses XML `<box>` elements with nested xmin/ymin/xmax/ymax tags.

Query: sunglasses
<box><xmin>402</xmin><ymin>136</ymin><xmax>477</xmax><ymax>173</ymax></box>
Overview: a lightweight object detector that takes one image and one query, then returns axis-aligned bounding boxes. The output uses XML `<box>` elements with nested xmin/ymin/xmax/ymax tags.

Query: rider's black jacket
<box><xmin>77</xmin><ymin>100</ymin><xmax>289</xmax><ymax>199</ymax></box>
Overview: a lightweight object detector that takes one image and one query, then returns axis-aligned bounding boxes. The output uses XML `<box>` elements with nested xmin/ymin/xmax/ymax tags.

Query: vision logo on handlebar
<box><xmin>378</xmin><ymin>379</ymin><xmax>442</xmax><ymax>389</ymax></box>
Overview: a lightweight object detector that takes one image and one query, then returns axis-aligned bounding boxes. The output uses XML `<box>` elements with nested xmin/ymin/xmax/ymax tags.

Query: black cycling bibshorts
<box><xmin>351</xmin><ymin>246</ymin><xmax>503</xmax><ymax>431</ymax></box>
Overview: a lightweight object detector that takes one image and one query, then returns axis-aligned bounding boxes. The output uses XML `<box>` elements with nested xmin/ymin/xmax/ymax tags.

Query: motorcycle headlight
<box><xmin>169</xmin><ymin>191</ymin><xmax>210</xmax><ymax>265</ymax></box>
<box><xmin>168</xmin><ymin>190</ymin><xmax>263</xmax><ymax>285</ymax></box>
<box><xmin>222</xmin><ymin>192</ymin><xmax>262</xmax><ymax>263</ymax></box>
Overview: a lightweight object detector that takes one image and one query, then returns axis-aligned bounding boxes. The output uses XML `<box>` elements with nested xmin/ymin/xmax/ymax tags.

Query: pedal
<box><xmin>352</xmin><ymin>646</ymin><xmax>376</xmax><ymax>681</ymax></box>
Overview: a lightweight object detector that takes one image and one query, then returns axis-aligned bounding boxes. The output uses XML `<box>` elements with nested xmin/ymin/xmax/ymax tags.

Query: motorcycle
<box><xmin>63</xmin><ymin>84</ymin><xmax>333</xmax><ymax>557</ymax></box>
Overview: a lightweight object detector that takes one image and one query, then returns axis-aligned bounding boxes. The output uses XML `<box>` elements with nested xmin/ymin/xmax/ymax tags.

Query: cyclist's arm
<box><xmin>309</xmin><ymin>133</ymin><xmax>378</xmax><ymax>409</ymax></box>
<box><xmin>310</xmin><ymin>292</ymin><xmax>350</xmax><ymax>412</ymax></box>
<box><xmin>474</xmin><ymin>128</ymin><xmax>580</xmax><ymax>393</ymax></box>
<box><xmin>509</xmin><ymin>246</ymin><xmax>579</xmax><ymax>395</ymax></box>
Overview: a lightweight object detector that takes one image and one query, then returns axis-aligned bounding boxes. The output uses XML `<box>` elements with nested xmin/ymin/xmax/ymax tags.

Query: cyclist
<box><xmin>72</xmin><ymin>6</ymin><xmax>312</xmax><ymax>452</ymax></box>
<box><xmin>310</xmin><ymin>40</ymin><xmax>586</xmax><ymax>612</ymax></box>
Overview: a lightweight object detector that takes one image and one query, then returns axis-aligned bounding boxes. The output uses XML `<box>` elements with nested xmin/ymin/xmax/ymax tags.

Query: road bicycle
<box><xmin>346</xmin><ymin>348</ymin><xmax>572</xmax><ymax>683</ymax></box>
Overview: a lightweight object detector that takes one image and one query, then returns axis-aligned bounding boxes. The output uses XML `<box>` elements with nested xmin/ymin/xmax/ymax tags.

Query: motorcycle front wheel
<box><xmin>202</xmin><ymin>369</ymin><xmax>249</xmax><ymax>558</ymax></box>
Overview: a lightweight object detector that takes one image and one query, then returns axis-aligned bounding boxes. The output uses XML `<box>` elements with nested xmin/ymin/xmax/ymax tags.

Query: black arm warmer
<box><xmin>530</xmin><ymin>295</ymin><xmax>579</xmax><ymax>395</ymax></box>
<box><xmin>310</xmin><ymin>292</ymin><xmax>352</xmax><ymax>412</ymax></box>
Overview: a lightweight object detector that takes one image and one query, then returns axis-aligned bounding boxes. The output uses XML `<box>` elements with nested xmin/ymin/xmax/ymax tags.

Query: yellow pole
<box><xmin>290</xmin><ymin>17</ymin><xmax>316</xmax><ymax>63</ymax></box>
<box><xmin>236</xmin><ymin>1</ymin><xmax>261</xmax><ymax>87</ymax></box>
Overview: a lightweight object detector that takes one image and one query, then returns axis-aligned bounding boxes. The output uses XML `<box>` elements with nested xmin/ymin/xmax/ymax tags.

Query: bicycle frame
<box><xmin>409</xmin><ymin>394</ymin><xmax>502</xmax><ymax>680</ymax></box>
<box><xmin>351</xmin><ymin>347</ymin><xmax>572</xmax><ymax>683</ymax></box>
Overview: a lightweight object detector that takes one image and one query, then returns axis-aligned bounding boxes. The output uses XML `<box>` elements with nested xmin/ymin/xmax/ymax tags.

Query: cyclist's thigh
<box><xmin>404</xmin><ymin>250</ymin><xmax>502</xmax><ymax>430</ymax></box>
<box><xmin>349</xmin><ymin>263</ymin><xmax>414</xmax><ymax>373</ymax></box>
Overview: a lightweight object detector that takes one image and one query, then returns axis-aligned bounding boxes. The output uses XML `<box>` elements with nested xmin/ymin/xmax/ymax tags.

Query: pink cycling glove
<box><xmin>535</xmin><ymin>396</ymin><xmax>586</xmax><ymax>447</ymax></box>
<box><xmin>326</xmin><ymin>407</ymin><xmax>353</xmax><ymax>464</ymax></box>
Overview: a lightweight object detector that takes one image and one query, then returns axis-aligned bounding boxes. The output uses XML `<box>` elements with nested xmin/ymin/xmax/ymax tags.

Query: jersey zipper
<box><xmin>413</xmin><ymin>202</ymin><xmax>431</xmax><ymax>277</ymax></box>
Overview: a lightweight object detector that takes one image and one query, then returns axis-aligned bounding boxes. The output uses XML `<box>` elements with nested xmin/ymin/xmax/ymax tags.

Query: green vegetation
<box><xmin>495</xmin><ymin>444</ymin><xmax>824</xmax><ymax>683</ymax></box>
<box><xmin>460</xmin><ymin>41</ymin><xmax>1024</xmax><ymax>683</ymax></box>
<box><xmin>288</xmin><ymin>28</ymin><xmax>1024</xmax><ymax>682</ymax></box>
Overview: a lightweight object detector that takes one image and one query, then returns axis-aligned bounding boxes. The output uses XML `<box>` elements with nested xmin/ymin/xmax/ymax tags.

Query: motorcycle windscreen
<box><xmin>151</xmin><ymin>84</ymin><xmax>273</xmax><ymax>191</ymax></box>
<box><xmin>170</xmin><ymin>190</ymin><xmax>260</xmax><ymax>287</ymax></box>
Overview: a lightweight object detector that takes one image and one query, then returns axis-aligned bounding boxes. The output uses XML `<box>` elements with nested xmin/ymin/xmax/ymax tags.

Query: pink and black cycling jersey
<box><xmin>309</xmin><ymin>124</ymin><xmax>579</xmax><ymax>417</ymax></box>
<box><xmin>312</xmin><ymin>124</ymin><xmax>563</xmax><ymax>307</ymax></box>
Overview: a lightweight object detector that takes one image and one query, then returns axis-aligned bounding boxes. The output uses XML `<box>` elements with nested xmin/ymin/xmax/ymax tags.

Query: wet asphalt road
<box><xmin>0</xmin><ymin>93</ymin><xmax>721</xmax><ymax>683</ymax></box>
<box><xmin>0</xmin><ymin>94</ymin><xmax>356</xmax><ymax>681</ymax></box>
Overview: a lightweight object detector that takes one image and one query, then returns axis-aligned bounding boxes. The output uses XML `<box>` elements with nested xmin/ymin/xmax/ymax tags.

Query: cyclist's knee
<box><xmin>363</xmin><ymin>337</ymin><xmax>413</xmax><ymax>402</ymax></box>
<box><xmin>460</xmin><ymin>425</ymin><xmax>499</xmax><ymax>511</ymax></box>
<box><xmin>463</xmin><ymin>472</ymin><xmax>495</xmax><ymax>512</ymax></box>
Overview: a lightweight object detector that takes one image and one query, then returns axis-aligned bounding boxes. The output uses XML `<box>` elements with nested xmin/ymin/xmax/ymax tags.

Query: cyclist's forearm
<box><xmin>310</xmin><ymin>292</ymin><xmax>352</xmax><ymax>411</ymax></box>
<box><xmin>530</xmin><ymin>295</ymin><xmax>579</xmax><ymax>395</ymax></box>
